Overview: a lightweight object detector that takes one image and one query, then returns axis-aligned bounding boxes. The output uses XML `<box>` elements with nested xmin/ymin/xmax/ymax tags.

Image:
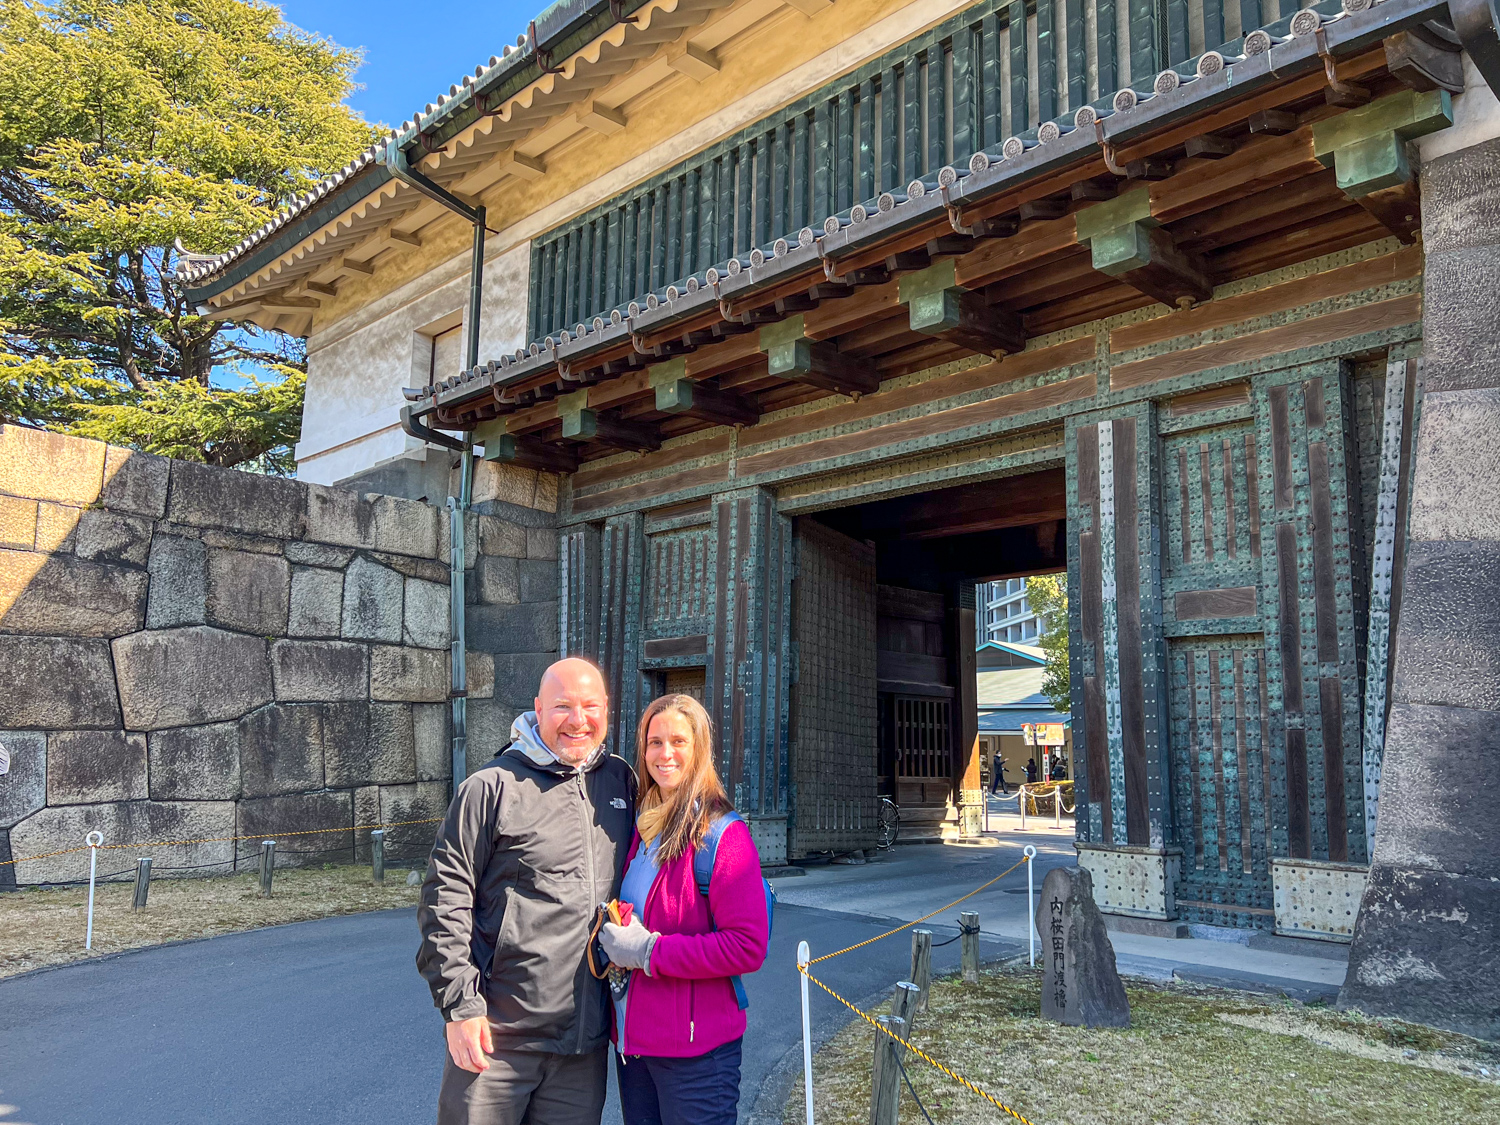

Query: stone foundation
<box><xmin>1074</xmin><ymin>842</ymin><xmax>1182</xmax><ymax>920</ymax></box>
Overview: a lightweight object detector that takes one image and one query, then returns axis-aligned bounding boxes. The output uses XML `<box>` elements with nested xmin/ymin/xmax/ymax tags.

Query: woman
<box><xmin>599</xmin><ymin>694</ymin><xmax>769</xmax><ymax>1125</ymax></box>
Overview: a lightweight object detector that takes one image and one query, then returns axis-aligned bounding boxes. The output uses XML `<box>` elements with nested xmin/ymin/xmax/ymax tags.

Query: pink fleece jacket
<box><xmin>614</xmin><ymin>819</ymin><xmax>769</xmax><ymax>1058</ymax></box>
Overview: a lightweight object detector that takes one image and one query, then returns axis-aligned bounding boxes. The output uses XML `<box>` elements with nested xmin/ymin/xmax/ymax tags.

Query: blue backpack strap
<box><xmin>694</xmin><ymin>812</ymin><xmax>751</xmax><ymax>1010</ymax></box>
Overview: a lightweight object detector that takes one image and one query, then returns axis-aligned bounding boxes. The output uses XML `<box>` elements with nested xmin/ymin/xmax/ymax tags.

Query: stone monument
<box><xmin>1035</xmin><ymin>865</ymin><xmax>1131</xmax><ymax>1028</ymax></box>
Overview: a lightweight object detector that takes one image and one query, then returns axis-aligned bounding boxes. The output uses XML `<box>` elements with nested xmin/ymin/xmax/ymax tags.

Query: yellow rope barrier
<box><xmin>808</xmin><ymin>855</ymin><xmax>1026</xmax><ymax>965</ymax></box>
<box><xmin>0</xmin><ymin>817</ymin><xmax>445</xmax><ymax>868</ymax></box>
<box><xmin>800</xmin><ymin>966</ymin><xmax>1038</xmax><ymax>1125</ymax></box>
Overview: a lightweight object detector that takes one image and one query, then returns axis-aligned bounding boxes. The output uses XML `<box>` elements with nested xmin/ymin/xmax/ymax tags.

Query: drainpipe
<box><xmin>384</xmin><ymin>141</ymin><xmax>488</xmax><ymax>794</ymax></box>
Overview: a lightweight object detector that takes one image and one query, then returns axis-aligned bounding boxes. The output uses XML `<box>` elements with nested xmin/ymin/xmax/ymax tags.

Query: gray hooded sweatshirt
<box><xmin>416</xmin><ymin>713</ymin><xmax>635</xmax><ymax>1054</ymax></box>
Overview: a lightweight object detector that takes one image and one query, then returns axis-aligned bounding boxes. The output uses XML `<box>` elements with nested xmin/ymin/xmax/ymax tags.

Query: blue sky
<box><xmin>277</xmin><ymin>0</ymin><xmax>545</xmax><ymax>130</ymax></box>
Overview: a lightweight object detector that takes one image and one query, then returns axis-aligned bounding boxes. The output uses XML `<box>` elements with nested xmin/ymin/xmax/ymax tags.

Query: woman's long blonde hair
<box><xmin>634</xmin><ymin>694</ymin><xmax>732</xmax><ymax>864</ymax></box>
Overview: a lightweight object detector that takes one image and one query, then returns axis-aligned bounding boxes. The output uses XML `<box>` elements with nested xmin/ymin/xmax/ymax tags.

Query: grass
<box><xmin>792</xmin><ymin>965</ymin><xmax>1500</xmax><ymax>1125</ymax></box>
<box><xmin>0</xmin><ymin>863</ymin><xmax>423</xmax><ymax>979</ymax></box>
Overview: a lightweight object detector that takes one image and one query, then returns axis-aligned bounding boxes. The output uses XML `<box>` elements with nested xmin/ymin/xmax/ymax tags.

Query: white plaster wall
<box><xmin>297</xmin><ymin>240</ymin><xmax>531</xmax><ymax>483</ymax></box>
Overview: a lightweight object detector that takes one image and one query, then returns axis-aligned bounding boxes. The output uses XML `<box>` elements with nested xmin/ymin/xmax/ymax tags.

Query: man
<box><xmin>988</xmin><ymin>750</ymin><xmax>1008</xmax><ymax>795</ymax></box>
<box><xmin>418</xmin><ymin>657</ymin><xmax>635</xmax><ymax>1125</ymax></box>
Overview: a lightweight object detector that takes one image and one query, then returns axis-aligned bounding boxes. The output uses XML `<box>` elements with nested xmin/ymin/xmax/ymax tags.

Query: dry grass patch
<box><xmin>793</xmin><ymin>966</ymin><xmax>1500</xmax><ymax>1124</ymax></box>
<box><xmin>0</xmin><ymin>864</ymin><xmax>422</xmax><ymax>979</ymax></box>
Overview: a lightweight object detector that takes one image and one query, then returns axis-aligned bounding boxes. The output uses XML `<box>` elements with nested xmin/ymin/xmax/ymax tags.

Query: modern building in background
<box><xmin>977</xmin><ymin>579</ymin><xmax>1039</xmax><ymax>644</ymax></box>
<box><xmin>975</xmin><ymin>641</ymin><xmax>1071</xmax><ymax>791</ymax></box>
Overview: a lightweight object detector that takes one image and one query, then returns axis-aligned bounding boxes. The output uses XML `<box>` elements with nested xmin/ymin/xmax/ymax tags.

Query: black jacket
<box><xmin>416</xmin><ymin>743</ymin><xmax>635</xmax><ymax>1053</ymax></box>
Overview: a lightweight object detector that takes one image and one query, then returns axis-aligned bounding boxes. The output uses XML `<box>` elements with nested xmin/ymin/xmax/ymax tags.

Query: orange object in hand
<box><xmin>607</xmin><ymin>899</ymin><xmax>634</xmax><ymax>927</ymax></box>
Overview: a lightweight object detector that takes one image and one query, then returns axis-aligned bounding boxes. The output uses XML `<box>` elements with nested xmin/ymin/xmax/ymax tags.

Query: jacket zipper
<box><xmin>576</xmin><ymin>769</ymin><xmax>595</xmax><ymax>1056</ymax></box>
<box><xmin>689</xmin><ymin>980</ymin><xmax>696</xmax><ymax>1044</ymax></box>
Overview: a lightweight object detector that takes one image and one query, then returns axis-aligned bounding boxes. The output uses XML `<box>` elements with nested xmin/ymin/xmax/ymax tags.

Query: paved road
<box><xmin>0</xmin><ymin>866</ymin><xmax>1025</xmax><ymax>1125</ymax></box>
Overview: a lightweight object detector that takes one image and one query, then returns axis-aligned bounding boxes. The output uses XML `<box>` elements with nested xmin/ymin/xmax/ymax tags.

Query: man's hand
<box><xmin>445</xmin><ymin>1016</ymin><xmax>493</xmax><ymax>1073</ymax></box>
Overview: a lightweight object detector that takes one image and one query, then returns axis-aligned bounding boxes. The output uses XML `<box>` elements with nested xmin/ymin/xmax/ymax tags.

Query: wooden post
<box><xmin>258</xmin><ymin>840</ymin><xmax>276</xmax><ymax>898</ymax></box>
<box><xmin>131</xmin><ymin>857</ymin><xmax>152</xmax><ymax>911</ymax></box>
<box><xmin>869</xmin><ymin>1014</ymin><xmax>906</xmax><ymax>1125</ymax></box>
<box><xmin>961</xmin><ymin>910</ymin><xmax>981</xmax><ymax>984</ymax></box>
<box><xmin>909</xmin><ymin>929</ymin><xmax>933</xmax><ymax>1015</ymax></box>
<box><xmin>371</xmin><ymin>829</ymin><xmax>386</xmax><ymax>884</ymax></box>
<box><xmin>890</xmin><ymin>980</ymin><xmax>921</xmax><ymax>1029</ymax></box>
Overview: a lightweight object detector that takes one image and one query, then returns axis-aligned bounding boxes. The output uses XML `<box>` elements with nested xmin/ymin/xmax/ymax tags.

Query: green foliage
<box><xmin>0</xmin><ymin>0</ymin><xmax>376</xmax><ymax>468</ymax></box>
<box><xmin>1026</xmin><ymin>573</ymin><xmax>1071</xmax><ymax>714</ymax></box>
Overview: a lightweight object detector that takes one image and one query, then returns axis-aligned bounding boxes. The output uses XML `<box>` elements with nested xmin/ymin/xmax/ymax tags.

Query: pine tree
<box><xmin>0</xmin><ymin>0</ymin><xmax>376</xmax><ymax>470</ymax></box>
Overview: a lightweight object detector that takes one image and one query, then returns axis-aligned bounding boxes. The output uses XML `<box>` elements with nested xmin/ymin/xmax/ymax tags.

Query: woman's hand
<box><xmin>601</xmin><ymin>917</ymin><xmax>660</xmax><ymax>974</ymax></box>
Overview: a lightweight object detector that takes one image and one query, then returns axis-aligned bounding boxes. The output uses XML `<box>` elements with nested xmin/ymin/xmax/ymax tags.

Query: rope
<box><xmin>808</xmin><ymin>856</ymin><xmax>1024</xmax><ymax>965</ymax></box>
<box><xmin>801</xmin><ymin>966</ymin><xmax>1037</xmax><ymax>1125</ymax></box>
<box><xmin>929</xmin><ymin>920</ymin><xmax>982</xmax><ymax>949</ymax></box>
<box><xmin>0</xmin><ymin>817</ymin><xmax>444</xmax><ymax>869</ymax></box>
<box><xmin>892</xmin><ymin>1047</ymin><xmax>938</xmax><ymax>1125</ymax></box>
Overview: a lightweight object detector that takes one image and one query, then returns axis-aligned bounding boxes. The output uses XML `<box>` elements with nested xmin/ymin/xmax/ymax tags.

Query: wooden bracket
<box><xmin>479</xmin><ymin>430</ymin><xmax>579</xmax><ymax>474</ymax></box>
<box><xmin>1311</xmin><ymin>88</ymin><xmax>1454</xmax><ymax>241</ymax></box>
<box><xmin>654</xmin><ymin>378</ymin><xmax>761</xmax><ymax>426</ymax></box>
<box><xmin>1075</xmin><ymin>186</ymin><xmax>1211</xmax><ymax>306</ymax></box>
<box><xmin>898</xmin><ymin>259</ymin><xmax>1025</xmax><ymax>356</ymax></box>
<box><xmin>760</xmin><ymin>315</ymin><xmax>880</xmax><ymax>396</ymax></box>
<box><xmin>559</xmin><ymin>405</ymin><xmax>661</xmax><ymax>451</ymax></box>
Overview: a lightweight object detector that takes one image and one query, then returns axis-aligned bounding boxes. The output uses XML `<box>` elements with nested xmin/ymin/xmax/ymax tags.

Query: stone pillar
<box><xmin>1341</xmin><ymin>60</ymin><xmax>1500</xmax><ymax>1040</ymax></box>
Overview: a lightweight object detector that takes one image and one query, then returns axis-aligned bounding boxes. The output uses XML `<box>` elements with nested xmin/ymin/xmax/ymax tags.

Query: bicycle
<box><xmin>876</xmin><ymin>795</ymin><xmax>900</xmax><ymax>850</ymax></box>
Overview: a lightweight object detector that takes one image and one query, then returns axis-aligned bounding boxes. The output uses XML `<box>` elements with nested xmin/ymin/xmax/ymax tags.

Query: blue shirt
<box><xmin>613</xmin><ymin>834</ymin><xmax>661</xmax><ymax>1054</ymax></box>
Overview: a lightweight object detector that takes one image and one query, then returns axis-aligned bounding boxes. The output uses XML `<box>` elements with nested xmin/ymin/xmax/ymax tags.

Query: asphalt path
<box><xmin>0</xmin><ymin>894</ymin><xmax>1021</xmax><ymax>1125</ymax></box>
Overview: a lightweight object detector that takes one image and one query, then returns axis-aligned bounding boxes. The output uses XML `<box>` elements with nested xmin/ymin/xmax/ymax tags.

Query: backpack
<box><xmin>692</xmin><ymin>811</ymin><xmax>776</xmax><ymax>1011</ymax></box>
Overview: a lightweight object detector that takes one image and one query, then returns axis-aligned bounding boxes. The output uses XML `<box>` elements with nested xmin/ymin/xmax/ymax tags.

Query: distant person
<box><xmin>989</xmin><ymin>751</ymin><xmax>1008</xmax><ymax>794</ymax></box>
<box><xmin>417</xmin><ymin>658</ymin><xmax>635</xmax><ymax>1125</ymax></box>
<box><xmin>1050</xmin><ymin>757</ymin><xmax>1068</xmax><ymax>782</ymax></box>
<box><xmin>1025</xmin><ymin>757</ymin><xmax>1039</xmax><ymax>785</ymax></box>
<box><xmin>602</xmin><ymin>694</ymin><xmax>769</xmax><ymax>1125</ymax></box>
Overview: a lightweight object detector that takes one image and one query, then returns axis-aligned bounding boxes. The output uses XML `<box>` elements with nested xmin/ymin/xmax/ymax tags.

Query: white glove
<box><xmin>601</xmin><ymin>917</ymin><xmax>660</xmax><ymax>975</ymax></box>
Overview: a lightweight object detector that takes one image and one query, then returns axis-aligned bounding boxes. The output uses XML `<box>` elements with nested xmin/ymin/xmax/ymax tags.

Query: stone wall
<box><xmin>1340</xmin><ymin>127</ymin><xmax>1500</xmax><ymax>1039</ymax></box>
<box><xmin>0</xmin><ymin>426</ymin><xmax>557</xmax><ymax>886</ymax></box>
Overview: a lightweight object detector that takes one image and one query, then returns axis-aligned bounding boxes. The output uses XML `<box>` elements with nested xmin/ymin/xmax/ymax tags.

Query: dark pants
<box><xmin>437</xmin><ymin>1044</ymin><xmax>606</xmax><ymax>1125</ymax></box>
<box><xmin>615</xmin><ymin>1037</ymin><xmax>743</xmax><ymax>1125</ymax></box>
<box><xmin>989</xmin><ymin>758</ymin><xmax>1007</xmax><ymax>793</ymax></box>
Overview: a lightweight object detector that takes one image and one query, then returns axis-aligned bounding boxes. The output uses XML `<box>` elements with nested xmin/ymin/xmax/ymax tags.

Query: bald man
<box><xmin>418</xmin><ymin>658</ymin><xmax>635</xmax><ymax>1125</ymax></box>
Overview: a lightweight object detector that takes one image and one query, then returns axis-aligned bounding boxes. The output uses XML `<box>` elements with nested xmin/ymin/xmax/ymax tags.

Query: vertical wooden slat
<box><xmin>1188</xmin><ymin>650</ymin><xmax>1204</xmax><ymax>869</ymax></box>
<box><xmin>1037</xmin><ymin>0</ymin><xmax>1058</xmax><ymax>124</ymax></box>
<box><xmin>858</xmin><ymin>79</ymin><xmax>875</xmax><ymax>201</ymax></box>
<box><xmin>1065</xmin><ymin>0</ymin><xmax>1085</xmax><ymax>113</ymax></box>
<box><xmin>592</xmin><ymin>219</ymin><xmax>606</xmax><ymax>316</ymax></box>
<box><xmin>836</xmin><ymin>91</ymin><xmax>855</xmax><ymax>212</ymax></box>
<box><xmin>774</xmin><ymin>122</ymin><xmax>791</xmax><ymax>239</ymax></box>
<box><xmin>925</xmin><ymin>49</ymin><xmax>946</xmax><ymax>171</ymax></box>
<box><xmin>699</xmin><ymin>160</ymin><xmax>716</xmax><ymax>273</ymax></box>
<box><xmin>1320</xmin><ymin>676</ymin><xmax>1349</xmax><ymax>861</ymax></box>
<box><xmin>1204</xmin><ymin>0</ymin><xmax>1225</xmax><ymax>53</ymax></box>
<box><xmin>952</xmin><ymin>26</ymin><xmax>975</xmax><ymax>163</ymax></box>
<box><xmin>649</xmin><ymin>187</ymin><xmax>665</xmax><ymax>292</ymax></box>
<box><xmin>1167</xmin><ymin>0</ymin><xmax>1189</xmax><ymax>71</ymax></box>
<box><xmin>1130</xmin><ymin>0</ymin><xmax>1158</xmax><ymax>88</ymax></box>
<box><xmin>666</xmin><ymin>176</ymin><xmax>682</xmax><ymax>284</ymax></box>
<box><xmin>1076</xmin><ymin>422</ymin><xmax>1112</xmax><ymax>842</ymax></box>
<box><xmin>1008</xmin><ymin>2</ymin><xmax>1029</xmax><ymax>136</ymax></box>
<box><xmin>1178</xmin><ymin>447</ymin><xmax>1192</xmax><ymax>565</ymax></box>
<box><xmin>792</xmin><ymin>113</ymin><xmax>810</xmax><ymax>230</ymax></box>
<box><xmin>557</xmin><ymin>231</ymin><xmax>573</xmax><ymax>329</ymax></box>
<box><xmin>879</xmin><ymin>69</ymin><xmax>899</xmax><ymax>191</ymax></box>
<box><xmin>735</xmin><ymin>142</ymin><xmax>754</xmax><ymax>255</ymax></box>
<box><xmin>717</xmin><ymin>155</ymin><xmax>735</xmax><ymax>262</ymax></box>
<box><xmin>754</xmin><ymin>136</ymin><xmax>772</xmax><ymax>247</ymax></box>
<box><xmin>605</xmin><ymin>208</ymin><xmax>621</xmax><ymax>312</ymax></box>
<box><xmin>980</xmin><ymin>13</ymin><xmax>1001</xmax><ymax>149</ymax></box>
<box><xmin>1222</xmin><ymin>439</ymin><xmax>1238</xmax><ymax>560</ymax></box>
<box><xmin>1209</xmin><ymin>653</ymin><xmax>1228</xmax><ymax>873</ymax></box>
<box><xmin>1199</xmin><ymin>442</ymin><xmax>1216</xmax><ymax>560</ymax></box>
<box><xmin>1245</xmin><ymin>433</ymin><xmax>1262</xmax><ymax>557</ymax></box>
<box><xmin>622</xmin><ymin>198</ymin><xmax>639</xmax><ymax>301</ymax></box>
<box><xmin>1240</xmin><ymin>0</ymin><xmax>1261</xmax><ymax>42</ymax></box>
<box><xmin>902</xmin><ymin>60</ymin><xmax>922</xmax><ymax>182</ymax></box>
<box><xmin>684</xmin><ymin>168</ymin><xmax>700</xmax><ymax>278</ymax></box>
<box><xmin>1097</xmin><ymin>0</ymin><xmax>1118</xmax><ymax>98</ymax></box>
<box><xmin>1113</xmin><ymin>418</ymin><xmax>1150</xmax><ymax>848</ymax></box>
<box><xmin>813</xmin><ymin>100</ymin><xmax>833</xmax><ymax>222</ymax></box>
<box><xmin>1232</xmin><ymin>649</ymin><xmax>1253</xmax><ymax>873</ymax></box>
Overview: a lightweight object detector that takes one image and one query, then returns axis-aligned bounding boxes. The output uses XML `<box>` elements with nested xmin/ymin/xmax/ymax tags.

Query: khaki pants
<box><xmin>436</xmin><ymin>1044</ymin><xmax>607</xmax><ymax>1125</ymax></box>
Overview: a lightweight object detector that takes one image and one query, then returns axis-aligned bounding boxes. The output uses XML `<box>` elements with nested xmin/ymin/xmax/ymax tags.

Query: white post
<box><xmin>1024</xmin><ymin>844</ymin><xmax>1037</xmax><ymax>967</ymax></box>
<box><xmin>1019</xmin><ymin>785</ymin><xmax>1028</xmax><ymax>830</ymax></box>
<box><xmin>798</xmin><ymin>940</ymin><xmax>814</xmax><ymax>1125</ymax></box>
<box><xmin>84</xmin><ymin>830</ymin><xmax>103</xmax><ymax>950</ymax></box>
<box><xmin>1054</xmin><ymin>785</ymin><xmax>1062</xmax><ymax>829</ymax></box>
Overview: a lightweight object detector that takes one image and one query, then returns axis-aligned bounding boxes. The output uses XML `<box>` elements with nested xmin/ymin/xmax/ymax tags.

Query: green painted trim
<box><xmin>560</xmin><ymin>407</ymin><xmax>598</xmax><ymax>440</ymax></box>
<box><xmin>759</xmin><ymin>314</ymin><xmax>807</xmax><ymax>353</ymax></box>
<box><xmin>908</xmin><ymin>287</ymin><xmax>965</xmax><ymax>335</ymax></box>
<box><xmin>1089</xmin><ymin>221</ymin><xmax>1156</xmax><ymax>276</ymax></box>
<box><xmin>1310</xmin><ymin>88</ymin><xmax>1453</xmax><ymax>159</ymax></box>
<box><xmin>897</xmin><ymin>258</ymin><xmax>960</xmax><ymax>302</ymax></box>
<box><xmin>655</xmin><ymin>378</ymin><xmax>694</xmax><ymax>413</ymax></box>
<box><xmin>1074</xmin><ymin>185</ymin><xmax>1154</xmax><ymax>245</ymax></box>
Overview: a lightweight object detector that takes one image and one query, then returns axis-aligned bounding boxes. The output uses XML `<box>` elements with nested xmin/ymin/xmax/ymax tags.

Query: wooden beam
<box><xmin>760</xmin><ymin>315</ymin><xmax>880</xmax><ymax>396</ymax></box>
<box><xmin>481</xmin><ymin>433</ymin><xmax>579</xmax><ymax>473</ymax></box>
<box><xmin>557</xmin><ymin>389</ymin><xmax>661</xmax><ymax>451</ymax></box>
<box><xmin>654</xmin><ymin>377</ymin><xmax>760</xmax><ymax>426</ymax></box>
<box><xmin>667</xmin><ymin>41</ymin><xmax>720</xmax><ymax>80</ymax></box>
<box><xmin>1075</xmin><ymin>186</ymin><xmax>1212</xmax><ymax>306</ymax></box>
<box><xmin>781</xmin><ymin>0</ymin><xmax>831</xmax><ymax>13</ymax></box>
<box><xmin>1184</xmin><ymin>133</ymin><xmax>1237</xmax><ymax>159</ymax></box>
<box><xmin>577</xmin><ymin>99</ymin><xmax>627</xmax><ymax>135</ymax></box>
<box><xmin>498</xmin><ymin>149</ymin><xmax>546</xmax><ymax>182</ymax></box>
<box><xmin>899</xmin><ymin>260</ymin><xmax>1026</xmax><ymax>356</ymax></box>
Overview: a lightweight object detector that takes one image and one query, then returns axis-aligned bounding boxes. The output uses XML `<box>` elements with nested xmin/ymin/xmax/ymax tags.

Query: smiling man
<box><xmin>417</xmin><ymin>658</ymin><xmax>635</xmax><ymax>1125</ymax></box>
